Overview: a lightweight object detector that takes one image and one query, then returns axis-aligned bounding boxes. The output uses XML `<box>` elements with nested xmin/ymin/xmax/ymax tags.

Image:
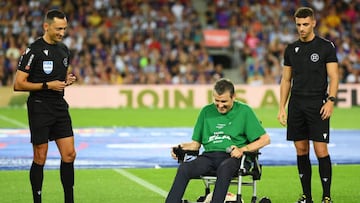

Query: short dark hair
<box><xmin>45</xmin><ymin>9</ymin><xmax>66</xmax><ymax>23</ymax></box>
<box><xmin>294</xmin><ymin>7</ymin><xmax>314</xmax><ymax>19</ymax></box>
<box><xmin>214</xmin><ymin>78</ymin><xmax>235</xmax><ymax>97</ymax></box>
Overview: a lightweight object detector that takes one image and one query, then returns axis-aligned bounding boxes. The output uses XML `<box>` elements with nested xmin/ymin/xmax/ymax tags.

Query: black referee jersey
<box><xmin>17</xmin><ymin>37</ymin><xmax>70</xmax><ymax>99</ymax></box>
<box><xmin>284</xmin><ymin>36</ymin><xmax>338</xmax><ymax>97</ymax></box>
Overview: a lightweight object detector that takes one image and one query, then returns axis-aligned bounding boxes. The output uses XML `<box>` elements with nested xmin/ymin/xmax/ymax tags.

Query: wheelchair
<box><xmin>173</xmin><ymin>146</ymin><xmax>263</xmax><ymax>203</ymax></box>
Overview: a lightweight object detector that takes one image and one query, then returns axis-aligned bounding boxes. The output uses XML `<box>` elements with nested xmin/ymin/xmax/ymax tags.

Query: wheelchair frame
<box><xmin>174</xmin><ymin>147</ymin><xmax>262</xmax><ymax>203</ymax></box>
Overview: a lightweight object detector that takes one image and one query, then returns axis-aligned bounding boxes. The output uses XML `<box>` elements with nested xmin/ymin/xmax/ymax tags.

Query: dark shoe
<box><xmin>322</xmin><ymin>196</ymin><xmax>332</xmax><ymax>203</ymax></box>
<box><xmin>296</xmin><ymin>194</ymin><xmax>313</xmax><ymax>203</ymax></box>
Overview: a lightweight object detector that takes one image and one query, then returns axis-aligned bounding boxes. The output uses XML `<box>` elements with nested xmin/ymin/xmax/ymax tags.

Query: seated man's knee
<box><xmin>217</xmin><ymin>158</ymin><xmax>239</xmax><ymax>178</ymax></box>
<box><xmin>177</xmin><ymin>163</ymin><xmax>191</xmax><ymax>175</ymax></box>
<box><xmin>178</xmin><ymin>161</ymin><xmax>206</xmax><ymax>179</ymax></box>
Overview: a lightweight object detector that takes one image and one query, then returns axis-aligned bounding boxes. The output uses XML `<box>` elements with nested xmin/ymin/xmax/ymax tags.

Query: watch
<box><xmin>42</xmin><ymin>82</ymin><xmax>48</xmax><ymax>90</ymax></box>
<box><xmin>327</xmin><ymin>96</ymin><xmax>336</xmax><ymax>102</ymax></box>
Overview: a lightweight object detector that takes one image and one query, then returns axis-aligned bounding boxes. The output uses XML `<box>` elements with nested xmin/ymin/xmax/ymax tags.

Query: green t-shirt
<box><xmin>192</xmin><ymin>101</ymin><xmax>266</xmax><ymax>152</ymax></box>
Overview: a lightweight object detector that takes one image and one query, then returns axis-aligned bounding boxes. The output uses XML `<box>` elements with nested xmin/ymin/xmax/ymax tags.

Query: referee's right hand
<box><xmin>277</xmin><ymin>109</ymin><xmax>287</xmax><ymax>126</ymax></box>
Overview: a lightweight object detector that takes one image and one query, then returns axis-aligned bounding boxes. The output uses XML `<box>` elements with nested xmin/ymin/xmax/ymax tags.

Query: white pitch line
<box><xmin>113</xmin><ymin>168</ymin><xmax>168</xmax><ymax>197</ymax></box>
<box><xmin>0</xmin><ymin>115</ymin><xmax>28</xmax><ymax>128</ymax></box>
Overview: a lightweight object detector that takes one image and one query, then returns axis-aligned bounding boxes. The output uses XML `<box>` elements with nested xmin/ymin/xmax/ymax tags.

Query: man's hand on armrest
<box><xmin>171</xmin><ymin>141</ymin><xmax>201</xmax><ymax>161</ymax></box>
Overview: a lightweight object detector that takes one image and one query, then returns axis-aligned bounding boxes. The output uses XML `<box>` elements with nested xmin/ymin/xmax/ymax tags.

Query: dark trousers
<box><xmin>165</xmin><ymin>152</ymin><xmax>240</xmax><ymax>203</ymax></box>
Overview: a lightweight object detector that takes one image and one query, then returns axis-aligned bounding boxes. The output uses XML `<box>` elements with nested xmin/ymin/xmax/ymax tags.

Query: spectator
<box><xmin>0</xmin><ymin>52</ymin><xmax>5</xmax><ymax>86</ymax></box>
<box><xmin>0</xmin><ymin>0</ymin><xmax>359</xmax><ymax>86</ymax></box>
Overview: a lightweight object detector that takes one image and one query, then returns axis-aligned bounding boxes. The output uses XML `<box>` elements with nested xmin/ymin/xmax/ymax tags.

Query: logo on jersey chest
<box><xmin>310</xmin><ymin>53</ymin><xmax>320</xmax><ymax>62</ymax></box>
<box><xmin>43</xmin><ymin>61</ymin><xmax>53</xmax><ymax>74</ymax></box>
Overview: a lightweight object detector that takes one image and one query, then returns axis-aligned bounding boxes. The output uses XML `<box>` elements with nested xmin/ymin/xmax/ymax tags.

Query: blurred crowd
<box><xmin>0</xmin><ymin>0</ymin><xmax>359</xmax><ymax>86</ymax></box>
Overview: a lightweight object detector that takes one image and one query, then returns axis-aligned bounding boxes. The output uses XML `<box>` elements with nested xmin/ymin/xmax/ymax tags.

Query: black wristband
<box><xmin>327</xmin><ymin>96</ymin><xmax>336</xmax><ymax>102</ymax></box>
<box><xmin>42</xmin><ymin>82</ymin><xmax>48</xmax><ymax>90</ymax></box>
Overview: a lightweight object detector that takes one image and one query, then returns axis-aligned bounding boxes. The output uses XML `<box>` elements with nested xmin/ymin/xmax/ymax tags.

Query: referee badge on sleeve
<box><xmin>43</xmin><ymin>61</ymin><xmax>53</xmax><ymax>74</ymax></box>
<box><xmin>63</xmin><ymin>57</ymin><xmax>68</xmax><ymax>67</ymax></box>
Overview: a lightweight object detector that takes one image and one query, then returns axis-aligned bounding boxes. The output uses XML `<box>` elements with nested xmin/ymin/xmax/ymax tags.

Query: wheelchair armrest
<box><xmin>243</xmin><ymin>151</ymin><xmax>261</xmax><ymax>156</ymax></box>
<box><xmin>173</xmin><ymin>145</ymin><xmax>199</xmax><ymax>163</ymax></box>
<box><xmin>240</xmin><ymin>151</ymin><xmax>262</xmax><ymax>180</ymax></box>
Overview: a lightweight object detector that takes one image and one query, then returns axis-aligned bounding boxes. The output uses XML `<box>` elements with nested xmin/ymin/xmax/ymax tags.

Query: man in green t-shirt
<box><xmin>165</xmin><ymin>78</ymin><xmax>270</xmax><ymax>203</ymax></box>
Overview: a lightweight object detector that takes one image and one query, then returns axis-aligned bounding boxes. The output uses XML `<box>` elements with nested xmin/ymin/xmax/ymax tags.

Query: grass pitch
<box><xmin>0</xmin><ymin>165</ymin><xmax>359</xmax><ymax>203</ymax></box>
<box><xmin>1</xmin><ymin>107</ymin><xmax>359</xmax><ymax>129</ymax></box>
<box><xmin>0</xmin><ymin>106</ymin><xmax>359</xmax><ymax>202</ymax></box>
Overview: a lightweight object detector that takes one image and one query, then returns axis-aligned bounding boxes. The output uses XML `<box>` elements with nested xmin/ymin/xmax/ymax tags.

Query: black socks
<box><xmin>318</xmin><ymin>155</ymin><xmax>332</xmax><ymax>198</ymax></box>
<box><xmin>30</xmin><ymin>161</ymin><xmax>44</xmax><ymax>203</ymax></box>
<box><xmin>297</xmin><ymin>154</ymin><xmax>312</xmax><ymax>199</ymax></box>
<box><xmin>297</xmin><ymin>154</ymin><xmax>332</xmax><ymax>199</ymax></box>
<box><xmin>60</xmin><ymin>161</ymin><xmax>75</xmax><ymax>203</ymax></box>
<box><xmin>30</xmin><ymin>161</ymin><xmax>75</xmax><ymax>203</ymax></box>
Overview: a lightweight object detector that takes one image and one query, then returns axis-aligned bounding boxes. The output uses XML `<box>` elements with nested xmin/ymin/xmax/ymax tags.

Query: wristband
<box><xmin>327</xmin><ymin>96</ymin><xmax>336</xmax><ymax>102</ymax></box>
<box><xmin>42</xmin><ymin>82</ymin><xmax>48</xmax><ymax>90</ymax></box>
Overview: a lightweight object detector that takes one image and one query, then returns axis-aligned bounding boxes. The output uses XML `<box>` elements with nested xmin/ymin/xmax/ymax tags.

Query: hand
<box><xmin>229</xmin><ymin>145</ymin><xmax>244</xmax><ymax>158</ymax></box>
<box><xmin>171</xmin><ymin>149</ymin><xmax>177</xmax><ymax>160</ymax></box>
<box><xmin>65</xmin><ymin>73</ymin><xmax>76</xmax><ymax>86</ymax></box>
<box><xmin>47</xmin><ymin>80</ymin><xmax>67</xmax><ymax>91</ymax></box>
<box><xmin>277</xmin><ymin>108</ymin><xmax>287</xmax><ymax>126</ymax></box>
<box><xmin>171</xmin><ymin>145</ymin><xmax>181</xmax><ymax>160</ymax></box>
<box><xmin>320</xmin><ymin>101</ymin><xmax>334</xmax><ymax>120</ymax></box>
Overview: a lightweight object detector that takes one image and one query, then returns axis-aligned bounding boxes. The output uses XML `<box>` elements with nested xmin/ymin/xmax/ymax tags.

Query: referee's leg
<box><xmin>31</xmin><ymin>143</ymin><xmax>48</xmax><ymax>203</ymax></box>
<box><xmin>56</xmin><ymin>137</ymin><xmax>76</xmax><ymax>203</ymax></box>
<box><xmin>294</xmin><ymin>140</ymin><xmax>312</xmax><ymax>199</ymax></box>
<box><xmin>314</xmin><ymin>141</ymin><xmax>332</xmax><ymax>199</ymax></box>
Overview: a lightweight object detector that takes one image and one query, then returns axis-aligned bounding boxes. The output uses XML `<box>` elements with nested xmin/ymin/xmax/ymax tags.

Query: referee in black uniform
<box><xmin>277</xmin><ymin>7</ymin><xmax>338</xmax><ymax>203</ymax></box>
<box><xmin>14</xmin><ymin>10</ymin><xmax>76</xmax><ymax>203</ymax></box>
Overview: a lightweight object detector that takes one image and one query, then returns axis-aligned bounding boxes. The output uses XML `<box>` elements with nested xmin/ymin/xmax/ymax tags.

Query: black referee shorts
<box><xmin>27</xmin><ymin>97</ymin><xmax>74</xmax><ymax>145</ymax></box>
<box><xmin>287</xmin><ymin>95</ymin><xmax>330</xmax><ymax>143</ymax></box>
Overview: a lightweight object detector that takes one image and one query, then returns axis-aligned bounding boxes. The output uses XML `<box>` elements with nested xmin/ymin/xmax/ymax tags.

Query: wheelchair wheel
<box><xmin>258</xmin><ymin>196</ymin><xmax>271</xmax><ymax>203</ymax></box>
